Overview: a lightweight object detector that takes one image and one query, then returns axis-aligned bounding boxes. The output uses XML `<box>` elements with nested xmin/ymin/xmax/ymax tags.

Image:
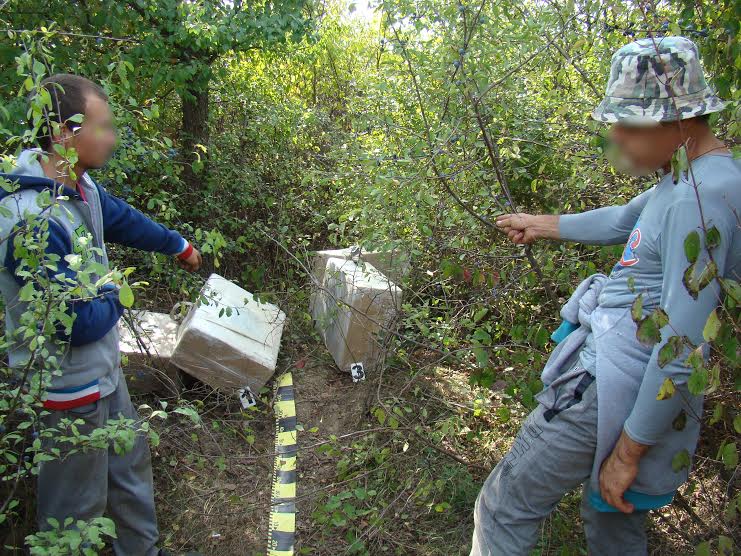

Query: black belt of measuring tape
<box><xmin>267</xmin><ymin>372</ymin><xmax>297</xmax><ymax>556</ymax></box>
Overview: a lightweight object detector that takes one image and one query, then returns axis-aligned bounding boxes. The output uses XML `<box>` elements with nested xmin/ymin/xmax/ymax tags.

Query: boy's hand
<box><xmin>177</xmin><ymin>245</ymin><xmax>202</xmax><ymax>272</ymax></box>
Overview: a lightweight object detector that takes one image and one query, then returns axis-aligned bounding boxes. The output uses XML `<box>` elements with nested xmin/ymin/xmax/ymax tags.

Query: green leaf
<box><xmin>173</xmin><ymin>406</ymin><xmax>201</xmax><ymax>425</ymax></box>
<box><xmin>473</xmin><ymin>328</ymin><xmax>491</xmax><ymax>344</ymax></box>
<box><xmin>534</xmin><ymin>326</ymin><xmax>549</xmax><ymax>348</ymax></box>
<box><xmin>718</xmin><ymin>442</ymin><xmax>738</xmax><ymax>470</ymax></box>
<box><xmin>687</xmin><ymin>368</ymin><xmax>708</xmax><ymax>395</ymax></box>
<box><xmin>723</xmin><ymin>494</ymin><xmax>740</xmax><ymax>522</ymax></box>
<box><xmin>696</xmin><ymin>260</ymin><xmax>718</xmax><ymax>291</ymax></box>
<box><xmin>721</xmin><ymin>278</ymin><xmax>741</xmax><ymax>309</ymax></box>
<box><xmin>374</xmin><ymin>407</ymin><xmax>386</xmax><ymax>426</ymax></box>
<box><xmin>705</xmin><ymin>226</ymin><xmax>721</xmax><ymax>250</ymax></box>
<box><xmin>671</xmin><ymin>448</ymin><xmax>690</xmax><ymax>472</ymax></box>
<box><xmin>733</xmin><ymin>414</ymin><xmax>741</xmax><ymax>435</ymax></box>
<box><xmin>657</xmin><ymin>377</ymin><xmax>676</xmax><ymax>400</ymax></box>
<box><xmin>658</xmin><ymin>336</ymin><xmax>685</xmax><ymax>368</ymax></box>
<box><xmin>702</xmin><ymin>309</ymin><xmax>721</xmax><ymax>342</ymax></box>
<box><xmin>682</xmin><ymin>259</ymin><xmax>716</xmax><ymax>300</ymax></box>
<box><xmin>18</xmin><ymin>281</ymin><xmax>35</xmax><ymax>301</ymax></box>
<box><xmin>630</xmin><ymin>294</ymin><xmax>643</xmax><ymax>322</ymax></box>
<box><xmin>683</xmin><ymin>263</ymin><xmax>699</xmax><ymax>300</ymax></box>
<box><xmin>718</xmin><ymin>536</ymin><xmax>734</xmax><ymax>556</ymax></box>
<box><xmin>118</xmin><ymin>282</ymin><xmax>134</xmax><ymax>308</ymax></box>
<box><xmin>707</xmin><ymin>364</ymin><xmax>721</xmax><ymax>394</ymax></box>
<box><xmin>474</xmin><ymin>346</ymin><xmax>489</xmax><ymax>368</ymax></box>
<box><xmin>652</xmin><ymin>308</ymin><xmax>669</xmax><ymax>328</ymax></box>
<box><xmin>685</xmin><ymin>346</ymin><xmax>704</xmax><ymax>370</ymax></box>
<box><xmin>672</xmin><ymin>410</ymin><xmax>687</xmax><ymax>431</ymax></box>
<box><xmin>496</xmin><ymin>406</ymin><xmax>510</xmax><ymax>423</ymax></box>
<box><xmin>710</xmin><ymin>402</ymin><xmax>725</xmax><ymax>425</ymax></box>
<box><xmin>32</xmin><ymin>59</ymin><xmax>46</xmax><ymax>78</ymax></box>
<box><xmin>637</xmin><ymin>316</ymin><xmax>660</xmax><ymax>346</ymax></box>
<box><xmin>473</xmin><ymin>308</ymin><xmax>488</xmax><ymax>323</ymax></box>
<box><xmin>671</xmin><ymin>145</ymin><xmax>689</xmax><ymax>184</ymax></box>
<box><xmin>627</xmin><ymin>275</ymin><xmax>636</xmax><ymax>293</ymax></box>
<box><xmin>636</xmin><ymin>308</ymin><xmax>668</xmax><ymax>346</ymax></box>
<box><xmin>694</xmin><ymin>541</ymin><xmax>710</xmax><ymax>556</ymax></box>
<box><xmin>683</xmin><ymin>231</ymin><xmax>700</xmax><ymax>263</ymax></box>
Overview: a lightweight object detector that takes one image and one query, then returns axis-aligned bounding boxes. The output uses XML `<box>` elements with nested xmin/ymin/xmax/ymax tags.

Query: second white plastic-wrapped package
<box><xmin>171</xmin><ymin>274</ymin><xmax>286</xmax><ymax>393</ymax></box>
<box><xmin>313</xmin><ymin>258</ymin><xmax>401</xmax><ymax>376</ymax></box>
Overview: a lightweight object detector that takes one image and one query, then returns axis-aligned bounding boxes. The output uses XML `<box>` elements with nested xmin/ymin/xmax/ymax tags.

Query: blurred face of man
<box><xmin>59</xmin><ymin>94</ymin><xmax>118</xmax><ymax>170</ymax></box>
<box><xmin>607</xmin><ymin>122</ymin><xmax>681</xmax><ymax>177</ymax></box>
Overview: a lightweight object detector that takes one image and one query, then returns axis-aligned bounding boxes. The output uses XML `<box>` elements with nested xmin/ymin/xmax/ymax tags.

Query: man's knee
<box><xmin>476</xmin><ymin>454</ymin><xmax>544</xmax><ymax>527</ymax></box>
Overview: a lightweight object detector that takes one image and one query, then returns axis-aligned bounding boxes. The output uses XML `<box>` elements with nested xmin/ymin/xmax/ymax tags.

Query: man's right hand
<box><xmin>495</xmin><ymin>213</ymin><xmax>559</xmax><ymax>244</ymax></box>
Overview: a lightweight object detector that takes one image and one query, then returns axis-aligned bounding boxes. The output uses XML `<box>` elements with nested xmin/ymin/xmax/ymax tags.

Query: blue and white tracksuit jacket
<box><xmin>0</xmin><ymin>149</ymin><xmax>189</xmax><ymax>409</ymax></box>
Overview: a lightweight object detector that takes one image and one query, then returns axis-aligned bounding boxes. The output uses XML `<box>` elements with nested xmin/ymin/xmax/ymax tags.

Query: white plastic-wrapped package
<box><xmin>118</xmin><ymin>310</ymin><xmax>181</xmax><ymax>394</ymax></box>
<box><xmin>309</xmin><ymin>246</ymin><xmax>409</xmax><ymax>317</ymax></box>
<box><xmin>311</xmin><ymin>245</ymin><xmax>410</xmax><ymax>286</ymax></box>
<box><xmin>119</xmin><ymin>310</ymin><xmax>179</xmax><ymax>361</ymax></box>
<box><xmin>171</xmin><ymin>274</ymin><xmax>286</xmax><ymax>393</ymax></box>
<box><xmin>313</xmin><ymin>257</ymin><xmax>401</xmax><ymax>377</ymax></box>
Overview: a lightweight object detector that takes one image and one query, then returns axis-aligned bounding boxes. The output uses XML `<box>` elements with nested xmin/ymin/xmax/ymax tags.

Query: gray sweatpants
<box><xmin>37</xmin><ymin>369</ymin><xmax>159</xmax><ymax>556</ymax></box>
<box><xmin>470</xmin><ymin>362</ymin><xmax>649</xmax><ymax>556</ymax></box>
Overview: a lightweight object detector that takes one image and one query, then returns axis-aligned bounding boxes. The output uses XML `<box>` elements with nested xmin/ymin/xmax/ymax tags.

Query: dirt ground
<box><xmin>146</xmin><ymin>346</ymin><xmax>378</xmax><ymax>555</ymax></box>
<box><xmin>144</xmin><ymin>345</ymin><xmax>736</xmax><ymax>556</ymax></box>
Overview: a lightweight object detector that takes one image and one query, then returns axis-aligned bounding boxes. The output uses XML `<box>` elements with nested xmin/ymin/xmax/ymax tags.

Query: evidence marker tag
<box><xmin>267</xmin><ymin>372</ymin><xmax>297</xmax><ymax>556</ymax></box>
<box><xmin>350</xmin><ymin>362</ymin><xmax>365</xmax><ymax>382</ymax></box>
<box><xmin>238</xmin><ymin>385</ymin><xmax>257</xmax><ymax>409</ymax></box>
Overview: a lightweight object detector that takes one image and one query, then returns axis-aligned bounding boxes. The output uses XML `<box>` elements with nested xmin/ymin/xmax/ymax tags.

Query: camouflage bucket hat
<box><xmin>592</xmin><ymin>36</ymin><xmax>727</xmax><ymax>125</ymax></box>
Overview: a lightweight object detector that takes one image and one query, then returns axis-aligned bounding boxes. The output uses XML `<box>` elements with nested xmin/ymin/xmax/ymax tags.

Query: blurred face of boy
<box><xmin>54</xmin><ymin>94</ymin><xmax>117</xmax><ymax>170</ymax></box>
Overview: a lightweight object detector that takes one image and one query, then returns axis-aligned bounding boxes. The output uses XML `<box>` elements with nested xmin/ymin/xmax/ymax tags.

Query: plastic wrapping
<box><xmin>119</xmin><ymin>310</ymin><xmax>179</xmax><ymax>361</ymax></box>
<box><xmin>313</xmin><ymin>257</ymin><xmax>401</xmax><ymax>374</ymax></box>
<box><xmin>171</xmin><ymin>273</ymin><xmax>286</xmax><ymax>393</ymax></box>
<box><xmin>309</xmin><ymin>246</ymin><xmax>409</xmax><ymax>315</ymax></box>
<box><xmin>118</xmin><ymin>310</ymin><xmax>181</xmax><ymax>394</ymax></box>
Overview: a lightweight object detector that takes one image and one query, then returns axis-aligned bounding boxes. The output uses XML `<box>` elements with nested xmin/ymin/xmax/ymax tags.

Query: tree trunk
<box><xmin>181</xmin><ymin>81</ymin><xmax>209</xmax><ymax>189</ymax></box>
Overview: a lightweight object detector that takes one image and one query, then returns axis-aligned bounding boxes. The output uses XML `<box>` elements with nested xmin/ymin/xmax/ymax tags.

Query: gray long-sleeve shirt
<box><xmin>559</xmin><ymin>153</ymin><xmax>740</xmax><ymax>453</ymax></box>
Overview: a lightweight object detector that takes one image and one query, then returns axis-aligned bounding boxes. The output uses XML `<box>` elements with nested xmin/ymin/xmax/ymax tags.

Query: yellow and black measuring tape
<box><xmin>267</xmin><ymin>372</ymin><xmax>297</xmax><ymax>556</ymax></box>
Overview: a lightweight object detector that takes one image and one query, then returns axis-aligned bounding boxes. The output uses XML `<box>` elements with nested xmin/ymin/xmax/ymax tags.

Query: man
<box><xmin>470</xmin><ymin>37</ymin><xmax>739</xmax><ymax>555</ymax></box>
<box><xmin>0</xmin><ymin>74</ymin><xmax>203</xmax><ymax>555</ymax></box>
